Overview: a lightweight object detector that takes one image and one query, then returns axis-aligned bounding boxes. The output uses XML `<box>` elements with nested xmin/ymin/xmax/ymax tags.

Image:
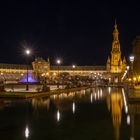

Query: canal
<box><xmin>0</xmin><ymin>87</ymin><xmax>139</xmax><ymax>140</ymax></box>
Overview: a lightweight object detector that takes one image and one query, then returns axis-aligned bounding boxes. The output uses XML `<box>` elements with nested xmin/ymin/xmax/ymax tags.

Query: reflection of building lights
<box><xmin>1</xmin><ymin>72</ymin><xmax>3</xmax><ymax>75</ymax></box>
<box><xmin>72</xmin><ymin>102</ymin><xmax>75</xmax><ymax>114</ymax></box>
<box><xmin>100</xmin><ymin>89</ymin><xmax>103</xmax><ymax>97</ymax></box>
<box><xmin>122</xmin><ymin>89</ymin><xmax>128</xmax><ymax>114</ymax></box>
<box><xmin>127</xmin><ymin>115</ymin><xmax>130</xmax><ymax>125</ymax></box>
<box><xmin>94</xmin><ymin>93</ymin><xmax>97</xmax><ymax>100</ymax></box>
<box><xmin>98</xmin><ymin>91</ymin><xmax>100</xmax><ymax>99</ymax></box>
<box><xmin>57</xmin><ymin>110</ymin><xmax>60</xmax><ymax>122</ymax></box>
<box><xmin>130</xmin><ymin>137</ymin><xmax>135</xmax><ymax>140</ymax></box>
<box><xmin>25</xmin><ymin>126</ymin><xmax>29</xmax><ymax>139</ymax></box>
<box><xmin>127</xmin><ymin>66</ymin><xmax>130</xmax><ymax>70</ymax></box>
<box><xmin>125</xmin><ymin>106</ymin><xmax>128</xmax><ymax>114</ymax></box>
<box><xmin>108</xmin><ymin>87</ymin><xmax>111</xmax><ymax>94</ymax></box>
<box><xmin>90</xmin><ymin>94</ymin><xmax>93</xmax><ymax>103</ymax></box>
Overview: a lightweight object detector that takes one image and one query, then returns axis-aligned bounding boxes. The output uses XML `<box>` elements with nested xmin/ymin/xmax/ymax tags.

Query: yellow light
<box><xmin>133</xmin><ymin>77</ymin><xmax>136</xmax><ymax>81</ymax></box>
<box><xmin>53</xmin><ymin>72</ymin><xmax>56</xmax><ymax>76</ymax></box>
<box><xmin>128</xmin><ymin>78</ymin><xmax>131</xmax><ymax>81</ymax></box>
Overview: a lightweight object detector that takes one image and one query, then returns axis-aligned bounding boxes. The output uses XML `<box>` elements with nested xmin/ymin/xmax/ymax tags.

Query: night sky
<box><xmin>0</xmin><ymin>1</ymin><xmax>140</xmax><ymax>65</ymax></box>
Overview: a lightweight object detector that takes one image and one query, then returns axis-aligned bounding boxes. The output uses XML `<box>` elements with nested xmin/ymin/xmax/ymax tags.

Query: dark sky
<box><xmin>0</xmin><ymin>0</ymin><xmax>140</xmax><ymax>65</ymax></box>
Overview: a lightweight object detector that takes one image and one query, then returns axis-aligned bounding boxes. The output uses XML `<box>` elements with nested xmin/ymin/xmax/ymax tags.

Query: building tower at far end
<box><xmin>106</xmin><ymin>21</ymin><xmax>126</xmax><ymax>73</ymax></box>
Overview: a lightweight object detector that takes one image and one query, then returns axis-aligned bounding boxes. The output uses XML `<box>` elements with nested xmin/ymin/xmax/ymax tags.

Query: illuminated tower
<box><xmin>107</xmin><ymin>21</ymin><xmax>126</xmax><ymax>73</ymax></box>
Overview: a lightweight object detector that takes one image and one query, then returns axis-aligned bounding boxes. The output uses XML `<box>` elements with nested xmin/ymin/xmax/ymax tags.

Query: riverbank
<box><xmin>0</xmin><ymin>86</ymin><xmax>89</xmax><ymax>99</ymax></box>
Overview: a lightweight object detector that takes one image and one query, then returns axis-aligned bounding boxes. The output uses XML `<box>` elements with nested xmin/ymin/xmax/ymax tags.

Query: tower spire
<box><xmin>113</xmin><ymin>20</ymin><xmax>119</xmax><ymax>41</ymax></box>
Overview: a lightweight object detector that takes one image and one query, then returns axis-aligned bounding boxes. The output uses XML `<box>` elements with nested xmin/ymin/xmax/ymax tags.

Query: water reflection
<box><xmin>107</xmin><ymin>89</ymin><xmax>123</xmax><ymax>140</ymax></box>
<box><xmin>57</xmin><ymin>110</ymin><xmax>60</xmax><ymax>122</ymax></box>
<box><xmin>72</xmin><ymin>102</ymin><xmax>75</xmax><ymax>114</ymax></box>
<box><xmin>0</xmin><ymin>99</ymin><xmax>12</xmax><ymax>109</ymax></box>
<box><xmin>25</xmin><ymin>125</ymin><xmax>30</xmax><ymax>139</ymax></box>
<box><xmin>128</xmin><ymin>101</ymin><xmax>140</xmax><ymax>140</ymax></box>
<box><xmin>32</xmin><ymin>98</ymin><xmax>50</xmax><ymax>111</ymax></box>
<box><xmin>1</xmin><ymin>87</ymin><xmax>139</xmax><ymax>140</ymax></box>
<box><xmin>90</xmin><ymin>94</ymin><xmax>93</xmax><ymax>103</ymax></box>
<box><xmin>127</xmin><ymin>115</ymin><xmax>130</xmax><ymax>125</ymax></box>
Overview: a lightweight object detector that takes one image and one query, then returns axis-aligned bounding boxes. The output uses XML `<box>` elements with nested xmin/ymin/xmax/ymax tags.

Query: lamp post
<box><xmin>56</xmin><ymin>59</ymin><xmax>61</xmax><ymax>88</ymax></box>
<box><xmin>129</xmin><ymin>55</ymin><xmax>135</xmax><ymax>87</ymax></box>
<box><xmin>25</xmin><ymin>49</ymin><xmax>31</xmax><ymax>91</ymax></box>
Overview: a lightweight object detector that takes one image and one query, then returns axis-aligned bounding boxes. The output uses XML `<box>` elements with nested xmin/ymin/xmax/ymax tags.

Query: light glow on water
<box><xmin>108</xmin><ymin>87</ymin><xmax>111</xmax><ymax>94</ymax></box>
<box><xmin>94</xmin><ymin>93</ymin><xmax>97</xmax><ymax>100</ymax></box>
<box><xmin>25</xmin><ymin>126</ymin><xmax>29</xmax><ymax>139</ymax></box>
<box><xmin>127</xmin><ymin>115</ymin><xmax>130</xmax><ymax>125</ymax></box>
<box><xmin>90</xmin><ymin>94</ymin><xmax>93</xmax><ymax>103</ymax></box>
<box><xmin>122</xmin><ymin>89</ymin><xmax>128</xmax><ymax>114</ymax></box>
<box><xmin>57</xmin><ymin>110</ymin><xmax>60</xmax><ymax>122</ymax></box>
<box><xmin>72</xmin><ymin>102</ymin><xmax>75</xmax><ymax>114</ymax></box>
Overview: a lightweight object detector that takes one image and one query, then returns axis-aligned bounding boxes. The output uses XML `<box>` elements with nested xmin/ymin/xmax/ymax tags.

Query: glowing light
<box><xmin>57</xmin><ymin>110</ymin><xmax>60</xmax><ymax>122</ymax></box>
<box><xmin>72</xmin><ymin>65</ymin><xmax>76</xmax><ymax>68</ymax></box>
<box><xmin>56</xmin><ymin>59</ymin><xmax>61</xmax><ymax>65</ymax></box>
<box><xmin>90</xmin><ymin>94</ymin><xmax>93</xmax><ymax>103</ymax></box>
<box><xmin>127</xmin><ymin>115</ymin><xmax>130</xmax><ymax>125</ymax></box>
<box><xmin>100</xmin><ymin>89</ymin><xmax>103</xmax><ymax>97</ymax></box>
<box><xmin>108</xmin><ymin>87</ymin><xmax>111</xmax><ymax>94</ymax></box>
<box><xmin>130</xmin><ymin>137</ymin><xmax>135</xmax><ymax>140</ymax></box>
<box><xmin>128</xmin><ymin>78</ymin><xmax>132</xmax><ymax>81</ymax></box>
<box><xmin>129</xmin><ymin>55</ymin><xmax>135</xmax><ymax>62</ymax></box>
<box><xmin>53</xmin><ymin>72</ymin><xmax>56</xmax><ymax>76</ymax></box>
<box><xmin>19</xmin><ymin>73</ymin><xmax>38</xmax><ymax>83</ymax></box>
<box><xmin>94</xmin><ymin>93</ymin><xmax>97</xmax><ymax>100</ymax></box>
<box><xmin>127</xmin><ymin>66</ymin><xmax>130</xmax><ymax>70</ymax></box>
<box><xmin>125</xmin><ymin>106</ymin><xmax>128</xmax><ymax>114</ymax></box>
<box><xmin>25</xmin><ymin>49</ymin><xmax>31</xmax><ymax>55</ymax></box>
<box><xmin>122</xmin><ymin>89</ymin><xmax>128</xmax><ymax>114</ymax></box>
<box><xmin>25</xmin><ymin>126</ymin><xmax>29</xmax><ymax>139</ymax></box>
<box><xmin>72</xmin><ymin>102</ymin><xmax>75</xmax><ymax>114</ymax></box>
<box><xmin>133</xmin><ymin>77</ymin><xmax>136</xmax><ymax>81</ymax></box>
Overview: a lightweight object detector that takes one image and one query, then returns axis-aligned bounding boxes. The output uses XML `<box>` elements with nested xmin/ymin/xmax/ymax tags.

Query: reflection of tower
<box><xmin>107</xmin><ymin>90</ymin><xmax>123</xmax><ymax>140</ymax></box>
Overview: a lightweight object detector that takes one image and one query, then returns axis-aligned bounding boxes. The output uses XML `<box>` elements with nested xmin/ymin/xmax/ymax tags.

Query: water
<box><xmin>0</xmin><ymin>87</ymin><xmax>140</xmax><ymax>140</ymax></box>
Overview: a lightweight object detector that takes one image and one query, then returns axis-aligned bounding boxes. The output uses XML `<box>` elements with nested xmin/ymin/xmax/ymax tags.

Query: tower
<box><xmin>107</xmin><ymin>21</ymin><xmax>126</xmax><ymax>73</ymax></box>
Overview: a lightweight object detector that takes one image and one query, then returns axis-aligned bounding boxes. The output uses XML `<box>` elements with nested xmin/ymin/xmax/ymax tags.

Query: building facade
<box><xmin>132</xmin><ymin>36</ymin><xmax>140</xmax><ymax>75</ymax></box>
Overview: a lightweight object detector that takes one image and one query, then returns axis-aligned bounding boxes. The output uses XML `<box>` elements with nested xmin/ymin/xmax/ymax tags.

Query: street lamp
<box><xmin>56</xmin><ymin>59</ymin><xmax>61</xmax><ymax>88</ymax></box>
<box><xmin>129</xmin><ymin>55</ymin><xmax>135</xmax><ymax>86</ymax></box>
<box><xmin>25</xmin><ymin>49</ymin><xmax>31</xmax><ymax>91</ymax></box>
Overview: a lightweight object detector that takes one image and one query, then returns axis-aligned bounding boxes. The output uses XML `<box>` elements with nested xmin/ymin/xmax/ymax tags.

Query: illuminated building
<box><xmin>106</xmin><ymin>21</ymin><xmax>126</xmax><ymax>73</ymax></box>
